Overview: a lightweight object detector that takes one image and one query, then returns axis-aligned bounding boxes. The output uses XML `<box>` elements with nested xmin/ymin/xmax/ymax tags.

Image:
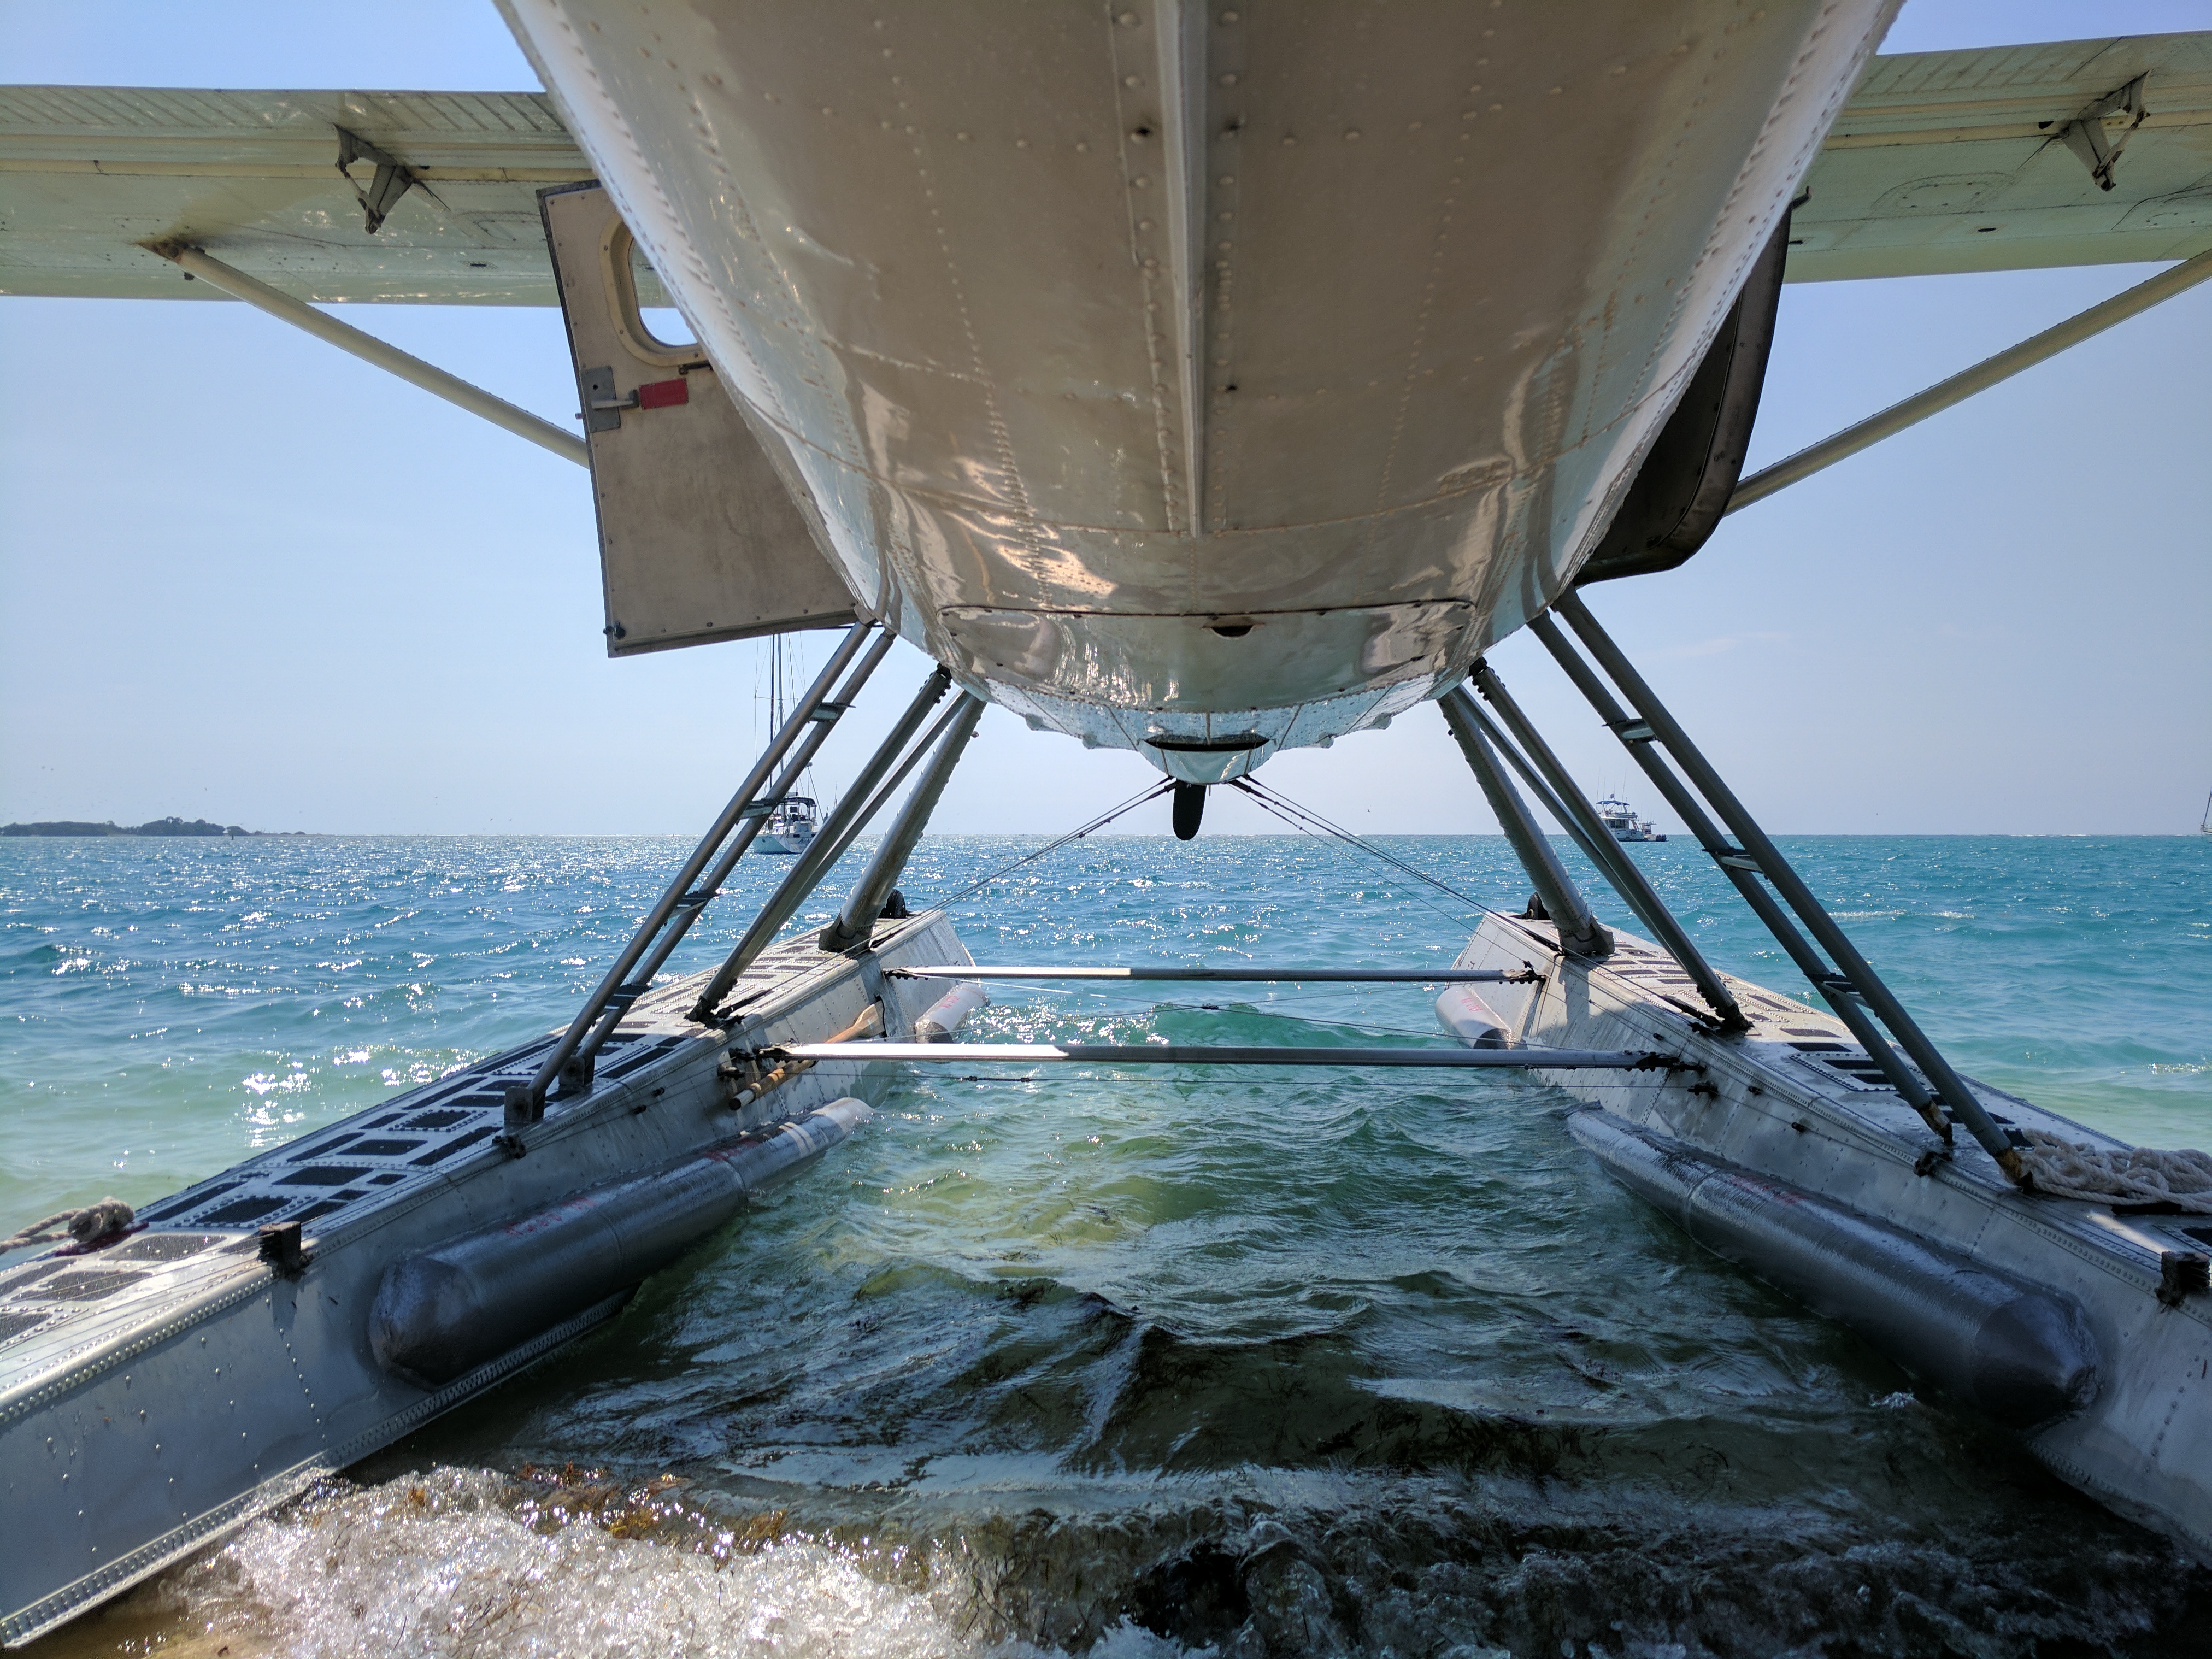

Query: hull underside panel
<box><xmin>502</xmin><ymin>0</ymin><xmax>1897</xmax><ymax>774</ymax></box>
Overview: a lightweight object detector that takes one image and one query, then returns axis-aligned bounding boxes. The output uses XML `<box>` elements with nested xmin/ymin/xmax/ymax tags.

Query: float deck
<box><xmin>0</xmin><ymin>910</ymin><xmax>968</xmax><ymax>1647</ymax></box>
<box><xmin>1456</xmin><ymin>909</ymin><xmax>2212</xmax><ymax>1558</ymax></box>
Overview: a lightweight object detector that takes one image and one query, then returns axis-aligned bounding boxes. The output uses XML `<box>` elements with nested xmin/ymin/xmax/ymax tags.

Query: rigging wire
<box><xmin>892</xmin><ymin>761</ymin><xmax>1516</xmax><ymax>1069</ymax></box>
<box><xmin>1225</xmin><ymin>774</ymin><xmax>1508</xmax><ymax>939</ymax></box>
<box><xmin>933</xmin><ymin>777</ymin><xmax>1178</xmax><ymax>907</ymax></box>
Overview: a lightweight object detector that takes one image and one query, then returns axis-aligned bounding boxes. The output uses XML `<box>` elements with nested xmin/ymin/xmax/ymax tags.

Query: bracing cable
<box><xmin>1227</xmin><ymin>775</ymin><xmax>1506</xmax><ymax>927</ymax></box>
<box><xmin>933</xmin><ymin>777</ymin><xmax>1178</xmax><ymax>907</ymax></box>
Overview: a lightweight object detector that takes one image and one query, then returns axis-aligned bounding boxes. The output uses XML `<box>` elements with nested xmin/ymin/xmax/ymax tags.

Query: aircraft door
<box><xmin>539</xmin><ymin>182</ymin><xmax>857</xmax><ymax>655</ymax></box>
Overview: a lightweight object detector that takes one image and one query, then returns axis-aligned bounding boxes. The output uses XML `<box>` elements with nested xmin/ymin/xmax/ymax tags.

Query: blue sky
<box><xmin>2</xmin><ymin>1</ymin><xmax>2207</xmax><ymax>837</ymax></box>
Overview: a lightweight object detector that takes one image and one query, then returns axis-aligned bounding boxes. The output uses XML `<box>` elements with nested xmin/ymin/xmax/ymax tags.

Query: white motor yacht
<box><xmin>1596</xmin><ymin>796</ymin><xmax>1666</xmax><ymax>843</ymax></box>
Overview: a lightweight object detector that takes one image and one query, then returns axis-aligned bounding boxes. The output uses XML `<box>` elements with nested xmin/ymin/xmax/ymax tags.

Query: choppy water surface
<box><xmin>5</xmin><ymin>832</ymin><xmax>2209</xmax><ymax>1657</ymax></box>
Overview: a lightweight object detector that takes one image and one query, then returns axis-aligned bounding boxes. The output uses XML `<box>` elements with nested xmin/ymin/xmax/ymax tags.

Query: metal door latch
<box><xmin>582</xmin><ymin>366</ymin><xmax>626</xmax><ymax>431</ymax></box>
<box><xmin>582</xmin><ymin>368</ymin><xmax>692</xmax><ymax>432</ymax></box>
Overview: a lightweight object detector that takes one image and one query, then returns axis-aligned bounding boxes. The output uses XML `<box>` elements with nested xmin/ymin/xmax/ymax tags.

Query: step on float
<box><xmin>0</xmin><ymin>913</ymin><xmax>974</xmax><ymax>1646</ymax></box>
<box><xmin>1447</xmin><ymin>909</ymin><xmax>2212</xmax><ymax>1554</ymax></box>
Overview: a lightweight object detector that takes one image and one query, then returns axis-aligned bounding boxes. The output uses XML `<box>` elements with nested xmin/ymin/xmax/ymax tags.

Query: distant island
<box><xmin>1</xmin><ymin>817</ymin><xmax>304</xmax><ymax>838</ymax></box>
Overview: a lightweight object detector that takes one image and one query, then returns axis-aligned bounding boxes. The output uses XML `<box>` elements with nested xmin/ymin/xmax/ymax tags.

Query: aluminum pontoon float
<box><xmin>0</xmin><ymin>919</ymin><xmax>954</xmax><ymax>1645</ymax></box>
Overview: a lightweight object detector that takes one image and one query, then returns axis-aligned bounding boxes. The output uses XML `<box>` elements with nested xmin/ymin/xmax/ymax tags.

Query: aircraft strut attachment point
<box><xmin>334</xmin><ymin>123</ymin><xmax>440</xmax><ymax>234</ymax></box>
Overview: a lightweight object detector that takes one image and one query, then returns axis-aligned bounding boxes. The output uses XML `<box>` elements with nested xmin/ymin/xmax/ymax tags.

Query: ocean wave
<box><xmin>151</xmin><ymin>1469</ymin><xmax>1055</xmax><ymax>1659</ymax></box>
<box><xmin>103</xmin><ymin>1462</ymin><xmax>2210</xmax><ymax>1659</ymax></box>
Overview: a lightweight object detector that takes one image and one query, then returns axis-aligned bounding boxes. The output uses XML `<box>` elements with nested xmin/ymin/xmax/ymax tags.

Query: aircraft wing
<box><xmin>0</xmin><ymin>86</ymin><xmax>591</xmax><ymax>303</ymax></box>
<box><xmin>5</xmin><ymin>36</ymin><xmax>2206</xmax><ymax>307</ymax></box>
<box><xmin>1791</xmin><ymin>31</ymin><xmax>2212</xmax><ymax>280</ymax></box>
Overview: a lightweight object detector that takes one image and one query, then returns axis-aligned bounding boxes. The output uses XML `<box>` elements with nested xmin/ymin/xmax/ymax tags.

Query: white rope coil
<box><xmin>1</xmin><ymin>1198</ymin><xmax>136</xmax><ymax>1254</ymax></box>
<box><xmin>2021</xmin><ymin>1132</ymin><xmax>2212</xmax><ymax>1214</ymax></box>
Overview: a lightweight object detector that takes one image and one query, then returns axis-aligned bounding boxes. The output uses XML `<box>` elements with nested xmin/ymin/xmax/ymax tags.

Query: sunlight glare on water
<box><xmin>5</xmin><ymin>832</ymin><xmax>2209</xmax><ymax>1656</ymax></box>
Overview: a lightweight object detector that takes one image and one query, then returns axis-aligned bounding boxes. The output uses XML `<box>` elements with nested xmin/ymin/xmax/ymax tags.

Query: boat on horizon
<box><xmin>1595</xmin><ymin>796</ymin><xmax>1667</xmax><ymax>843</ymax></box>
<box><xmin>756</xmin><ymin>793</ymin><xmax>820</xmax><ymax>856</ymax></box>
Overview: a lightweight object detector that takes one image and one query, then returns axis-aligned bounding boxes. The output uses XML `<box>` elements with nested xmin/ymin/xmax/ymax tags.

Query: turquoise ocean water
<box><xmin>4</xmin><ymin>832</ymin><xmax>2209</xmax><ymax>1657</ymax></box>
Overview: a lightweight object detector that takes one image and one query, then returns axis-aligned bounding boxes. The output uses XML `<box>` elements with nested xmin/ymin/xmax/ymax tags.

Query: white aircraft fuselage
<box><xmin>500</xmin><ymin>0</ymin><xmax>1899</xmax><ymax>779</ymax></box>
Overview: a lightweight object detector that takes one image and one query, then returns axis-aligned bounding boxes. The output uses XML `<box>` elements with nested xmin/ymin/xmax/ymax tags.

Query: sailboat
<box><xmin>2201</xmin><ymin>785</ymin><xmax>2211</xmax><ymax>837</ymax></box>
<box><xmin>756</xmin><ymin>637</ymin><xmax>821</xmax><ymax>856</ymax></box>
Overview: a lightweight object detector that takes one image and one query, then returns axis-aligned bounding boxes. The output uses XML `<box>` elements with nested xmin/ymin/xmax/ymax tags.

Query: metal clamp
<box><xmin>335</xmin><ymin>125</ymin><xmax>442</xmax><ymax>234</ymax></box>
<box><xmin>2055</xmin><ymin>73</ymin><xmax>2149</xmax><ymax>192</ymax></box>
<box><xmin>258</xmin><ymin>1221</ymin><xmax>309</xmax><ymax>1279</ymax></box>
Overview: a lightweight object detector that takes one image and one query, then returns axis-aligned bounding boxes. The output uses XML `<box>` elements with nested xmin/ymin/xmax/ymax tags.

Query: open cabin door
<box><xmin>539</xmin><ymin>183</ymin><xmax>857</xmax><ymax>655</ymax></box>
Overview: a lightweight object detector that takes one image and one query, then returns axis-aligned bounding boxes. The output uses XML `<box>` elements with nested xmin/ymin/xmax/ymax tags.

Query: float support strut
<box><xmin>819</xmin><ymin>693</ymin><xmax>985</xmax><ymax>953</ymax></box>
<box><xmin>1540</xmin><ymin>593</ymin><xmax>2021</xmax><ymax>1176</ymax></box>
<box><xmin>689</xmin><ymin>667</ymin><xmax>957</xmax><ymax>1020</ymax></box>
<box><xmin>559</xmin><ymin>626</ymin><xmax>900</xmax><ymax>1085</ymax></box>
<box><xmin>1529</xmin><ymin>610</ymin><xmax>1945</xmax><ymax>1137</ymax></box>
<box><xmin>1439</xmin><ymin>688</ymin><xmax>1611</xmax><ymax>958</ymax></box>
<box><xmin>508</xmin><ymin>622</ymin><xmax>886</xmax><ymax>1128</ymax></box>
<box><xmin>1467</xmin><ymin>662</ymin><xmax>1747</xmax><ymax>1031</ymax></box>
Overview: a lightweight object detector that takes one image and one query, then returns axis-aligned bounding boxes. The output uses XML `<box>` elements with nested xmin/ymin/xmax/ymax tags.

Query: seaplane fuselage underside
<box><xmin>501</xmin><ymin>0</ymin><xmax>1894</xmax><ymax>776</ymax></box>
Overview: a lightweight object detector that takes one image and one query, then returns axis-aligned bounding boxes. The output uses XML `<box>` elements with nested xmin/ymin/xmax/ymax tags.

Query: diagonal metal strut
<box><xmin>818</xmin><ymin>692</ymin><xmax>986</xmax><ymax>953</ymax></box>
<box><xmin>687</xmin><ymin>666</ymin><xmax>960</xmax><ymax>1021</ymax></box>
<box><xmin>1727</xmin><ymin>246</ymin><xmax>2212</xmax><ymax>515</ymax></box>
<box><xmin>1438</xmin><ymin>690</ymin><xmax>1611</xmax><ymax>958</ymax></box>
<box><xmin>1462</xmin><ymin>664</ymin><xmax>1749</xmax><ymax>1031</ymax></box>
<box><xmin>150</xmin><ymin>245</ymin><xmax>588</xmax><ymax>465</ymax></box>
<box><xmin>513</xmin><ymin>620</ymin><xmax>885</xmax><ymax>1127</ymax></box>
<box><xmin>557</xmin><ymin>626</ymin><xmax>903</xmax><ymax>1090</ymax></box>
<box><xmin>1539</xmin><ymin>593</ymin><xmax>2023</xmax><ymax>1177</ymax></box>
<box><xmin>1526</xmin><ymin>609</ymin><xmax>1950</xmax><ymax>1142</ymax></box>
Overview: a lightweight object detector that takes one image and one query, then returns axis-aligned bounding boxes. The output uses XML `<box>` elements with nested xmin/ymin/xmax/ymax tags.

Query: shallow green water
<box><xmin>5</xmin><ymin>833</ymin><xmax>2209</xmax><ymax>1657</ymax></box>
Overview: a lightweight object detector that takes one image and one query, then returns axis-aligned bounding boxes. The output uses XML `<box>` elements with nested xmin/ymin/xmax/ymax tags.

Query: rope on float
<box><xmin>2020</xmin><ymin>1134</ymin><xmax>2212</xmax><ymax>1213</ymax></box>
<box><xmin>2</xmin><ymin>1198</ymin><xmax>136</xmax><ymax>1252</ymax></box>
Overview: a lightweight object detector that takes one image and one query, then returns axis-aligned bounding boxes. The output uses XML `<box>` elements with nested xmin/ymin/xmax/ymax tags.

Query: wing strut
<box><xmin>1728</xmin><ymin>246</ymin><xmax>2212</xmax><ymax>514</ymax></box>
<box><xmin>145</xmin><ymin>245</ymin><xmax>587</xmax><ymax>466</ymax></box>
